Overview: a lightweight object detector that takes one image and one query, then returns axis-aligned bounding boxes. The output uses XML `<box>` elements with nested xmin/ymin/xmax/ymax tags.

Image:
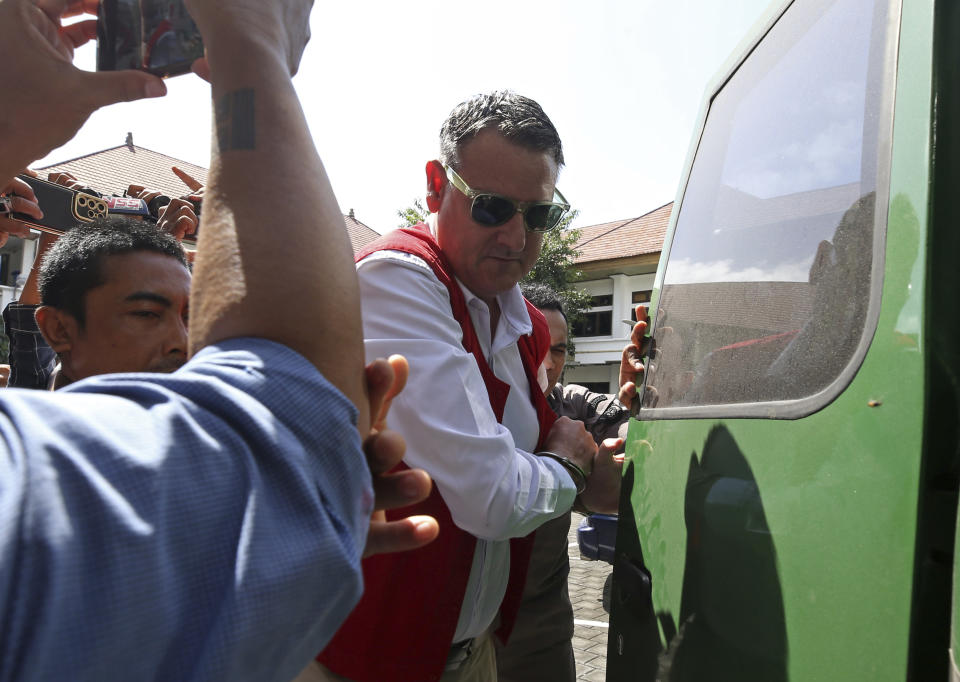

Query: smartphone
<box><xmin>10</xmin><ymin>175</ymin><xmax>108</xmax><ymax>235</ymax></box>
<box><xmin>97</xmin><ymin>0</ymin><xmax>204</xmax><ymax>78</ymax></box>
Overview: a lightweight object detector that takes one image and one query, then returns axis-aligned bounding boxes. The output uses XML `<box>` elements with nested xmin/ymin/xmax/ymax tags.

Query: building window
<box><xmin>573</xmin><ymin>294</ymin><xmax>613</xmax><ymax>337</ymax></box>
<box><xmin>579</xmin><ymin>381</ymin><xmax>611</xmax><ymax>394</ymax></box>
<box><xmin>631</xmin><ymin>290</ymin><xmax>652</xmax><ymax>320</ymax></box>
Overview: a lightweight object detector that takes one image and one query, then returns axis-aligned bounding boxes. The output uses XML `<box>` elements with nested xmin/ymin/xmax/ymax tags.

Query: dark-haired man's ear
<box><xmin>425</xmin><ymin>160</ymin><xmax>446</xmax><ymax>213</ymax></box>
<box><xmin>35</xmin><ymin>306</ymin><xmax>77</xmax><ymax>355</ymax></box>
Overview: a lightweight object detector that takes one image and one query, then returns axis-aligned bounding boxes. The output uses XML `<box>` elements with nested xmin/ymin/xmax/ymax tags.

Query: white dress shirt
<box><xmin>357</xmin><ymin>247</ymin><xmax>577</xmax><ymax>642</ymax></box>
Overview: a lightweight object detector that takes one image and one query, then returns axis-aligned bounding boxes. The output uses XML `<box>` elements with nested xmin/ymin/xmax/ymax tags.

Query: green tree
<box><xmin>522</xmin><ymin>209</ymin><xmax>591</xmax><ymax>329</ymax></box>
<box><xmin>396</xmin><ymin>198</ymin><xmax>430</xmax><ymax>228</ymax></box>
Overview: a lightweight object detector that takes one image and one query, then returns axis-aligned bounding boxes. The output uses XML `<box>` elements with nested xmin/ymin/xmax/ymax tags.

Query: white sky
<box><xmin>36</xmin><ymin>0</ymin><xmax>774</xmax><ymax>234</ymax></box>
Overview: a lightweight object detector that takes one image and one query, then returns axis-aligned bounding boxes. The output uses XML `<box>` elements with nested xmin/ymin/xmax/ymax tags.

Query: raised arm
<box><xmin>184</xmin><ymin>2</ymin><xmax>368</xmax><ymax>430</ymax></box>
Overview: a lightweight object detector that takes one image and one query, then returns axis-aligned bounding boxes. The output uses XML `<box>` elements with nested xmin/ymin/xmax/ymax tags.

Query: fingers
<box><xmin>157</xmin><ymin>198</ymin><xmax>198</xmax><ymax>240</ymax></box>
<box><xmin>619</xmin><ymin>344</ymin><xmax>645</xmax><ymax>386</ymax></box>
<box><xmin>172</xmin><ymin>166</ymin><xmax>204</xmax><ymax>192</ymax></box>
<box><xmin>384</xmin><ymin>355</ymin><xmax>408</xmax><ymax>403</ymax></box>
<box><xmin>47</xmin><ymin>171</ymin><xmax>79</xmax><ymax>189</ymax></box>
<box><xmin>543</xmin><ymin>417</ymin><xmax>598</xmax><ymax>475</ymax></box>
<box><xmin>364</xmin><ymin>358</ymin><xmax>395</xmax><ymax>433</ymax></box>
<box><xmin>3</xmin><ymin>176</ymin><xmax>38</xmax><ymax>204</ymax></box>
<box><xmin>3</xmin><ymin>195</ymin><xmax>43</xmax><ymax>220</ymax></box>
<box><xmin>363</xmin><ymin>429</ymin><xmax>405</xmax><ymax>476</ymax></box>
<box><xmin>0</xmin><ymin>217</ymin><xmax>32</xmax><ymax>240</ymax></box>
<box><xmin>597</xmin><ymin>436</ymin><xmax>625</xmax><ymax>459</ymax></box>
<box><xmin>129</xmin><ymin>187</ymin><xmax>162</xmax><ymax>204</ymax></box>
<box><xmin>363</xmin><ymin>515</ymin><xmax>439</xmax><ymax>558</ymax></box>
<box><xmin>631</xmin><ymin>322</ymin><xmax>647</xmax><ymax>349</ymax></box>
<box><xmin>365</xmin><ymin>354</ymin><xmax>408</xmax><ymax>432</ymax></box>
<box><xmin>372</xmin><ymin>467</ymin><xmax>431</xmax><ymax>511</ymax></box>
<box><xmin>191</xmin><ymin>57</ymin><xmax>212</xmax><ymax>83</ymax></box>
<box><xmin>58</xmin><ymin>1</ymin><xmax>101</xmax><ymax>20</ymax></box>
<box><xmin>2</xmin><ymin>178</ymin><xmax>42</xmax><ymax>221</ymax></box>
<box><xmin>617</xmin><ymin>381</ymin><xmax>636</xmax><ymax>407</ymax></box>
<box><xmin>59</xmin><ymin>17</ymin><xmax>97</xmax><ymax>51</ymax></box>
<box><xmin>77</xmin><ymin>69</ymin><xmax>167</xmax><ymax>110</ymax></box>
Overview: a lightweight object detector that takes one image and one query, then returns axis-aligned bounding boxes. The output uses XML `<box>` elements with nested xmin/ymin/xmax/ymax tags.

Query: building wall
<box><xmin>564</xmin><ymin>271</ymin><xmax>655</xmax><ymax>394</ymax></box>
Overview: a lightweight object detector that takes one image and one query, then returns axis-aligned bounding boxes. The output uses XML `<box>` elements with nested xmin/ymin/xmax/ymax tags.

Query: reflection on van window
<box><xmin>644</xmin><ymin>0</ymin><xmax>889</xmax><ymax>410</ymax></box>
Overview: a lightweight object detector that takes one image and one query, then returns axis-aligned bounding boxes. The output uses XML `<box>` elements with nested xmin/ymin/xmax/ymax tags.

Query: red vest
<box><xmin>318</xmin><ymin>224</ymin><xmax>557</xmax><ymax>681</ymax></box>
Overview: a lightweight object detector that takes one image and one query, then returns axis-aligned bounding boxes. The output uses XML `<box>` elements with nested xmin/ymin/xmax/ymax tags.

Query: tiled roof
<box><xmin>573</xmin><ymin>202</ymin><xmax>672</xmax><ymax>264</ymax></box>
<box><xmin>38</xmin><ymin>144</ymin><xmax>380</xmax><ymax>254</ymax></box>
<box><xmin>38</xmin><ymin>144</ymin><xmax>209</xmax><ymax>200</ymax></box>
<box><xmin>343</xmin><ymin>213</ymin><xmax>380</xmax><ymax>253</ymax></box>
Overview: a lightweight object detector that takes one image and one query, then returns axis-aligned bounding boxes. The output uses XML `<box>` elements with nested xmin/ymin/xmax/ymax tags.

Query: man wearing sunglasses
<box><xmin>313</xmin><ymin>92</ymin><xmax>622</xmax><ymax>682</ymax></box>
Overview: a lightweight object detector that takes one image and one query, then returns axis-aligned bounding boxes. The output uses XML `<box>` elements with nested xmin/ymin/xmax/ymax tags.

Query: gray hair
<box><xmin>439</xmin><ymin>90</ymin><xmax>564</xmax><ymax>170</ymax></box>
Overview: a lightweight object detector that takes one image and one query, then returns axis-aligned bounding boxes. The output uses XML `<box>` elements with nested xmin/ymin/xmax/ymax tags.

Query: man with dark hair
<box><xmin>314</xmin><ymin>91</ymin><xmax>619</xmax><ymax>682</ymax></box>
<box><xmin>2</xmin><ymin>185</ymin><xmax>198</xmax><ymax>390</ymax></box>
<box><xmin>33</xmin><ymin>217</ymin><xmax>190</xmax><ymax>386</ymax></box>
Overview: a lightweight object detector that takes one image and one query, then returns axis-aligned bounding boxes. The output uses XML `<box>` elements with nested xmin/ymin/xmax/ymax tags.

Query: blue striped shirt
<box><xmin>0</xmin><ymin>338</ymin><xmax>372</xmax><ymax>681</ymax></box>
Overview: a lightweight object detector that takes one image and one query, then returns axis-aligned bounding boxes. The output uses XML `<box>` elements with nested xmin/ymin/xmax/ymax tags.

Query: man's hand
<box><xmin>156</xmin><ymin>199</ymin><xmax>199</xmax><ymax>240</ymax></box>
<box><xmin>47</xmin><ymin>170</ymin><xmax>83</xmax><ymax>190</ymax></box>
<box><xmin>0</xmin><ymin>0</ymin><xmax>166</xmax><ymax>183</ymax></box>
<box><xmin>578</xmin><ymin>437</ymin><xmax>625</xmax><ymax>514</ymax></box>
<box><xmin>362</xmin><ymin>355</ymin><xmax>439</xmax><ymax>557</ymax></box>
<box><xmin>126</xmin><ymin>184</ymin><xmax>165</xmax><ymax>207</ymax></box>
<box><xmin>618</xmin><ymin>305</ymin><xmax>650</xmax><ymax>409</ymax></box>
<box><xmin>0</xmin><ymin>176</ymin><xmax>42</xmax><ymax>247</ymax></box>
<box><xmin>542</xmin><ymin>416</ymin><xmax>598</xmax><ymax>477</ymax></box>
<box><xmin>183</xmin><ymin>0</ymin><xmax>312</xmax><ymax>79</ymax></box>
<box><xmin>172</xmin><ymin>166</ymin><xmax>205</xmax><ymax>194</ymax></box>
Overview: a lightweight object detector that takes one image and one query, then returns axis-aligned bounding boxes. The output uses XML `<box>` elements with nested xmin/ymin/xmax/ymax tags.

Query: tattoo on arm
<box><xmin>215</xmin><ymin>89</ymin><xmax>256</xmax><ymax>151</ymax></box>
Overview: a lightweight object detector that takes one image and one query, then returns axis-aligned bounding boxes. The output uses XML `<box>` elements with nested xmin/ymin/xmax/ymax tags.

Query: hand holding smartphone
<box><xmin>7</xmin><ymin>175</ymin><xmax>107</xmax><ymax>235</ymax></box>
<box><xmin>97</xmin><ymin>0</ymin><xmax>204</xmax><ymax>78</ymax></box>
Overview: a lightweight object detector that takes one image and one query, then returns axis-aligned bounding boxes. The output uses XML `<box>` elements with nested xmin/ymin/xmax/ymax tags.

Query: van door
<box><xmin>605</xmin><ymin>0</ymin><xmax>953</xmax><ymax>679</ymax></box>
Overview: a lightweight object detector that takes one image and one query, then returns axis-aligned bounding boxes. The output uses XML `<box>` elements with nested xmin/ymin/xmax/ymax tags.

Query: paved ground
<box><xmin>568</xmin><ymin>512</ymin><xmax>612</xmax><ymax>682</ymax></box>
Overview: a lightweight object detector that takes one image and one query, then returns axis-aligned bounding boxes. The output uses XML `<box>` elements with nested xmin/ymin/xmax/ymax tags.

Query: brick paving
<box><xmin>568</xmin><ymin>512</ymin><xmax>612</xmax><ymax>682</ymax></box>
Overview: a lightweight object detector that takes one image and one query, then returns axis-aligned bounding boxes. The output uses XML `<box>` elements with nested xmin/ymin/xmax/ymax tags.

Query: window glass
<box><xmin>591</xmin><ymin>294</ymin><xmax>614</xmax><ymax>307</ymax></box>
<box><xmin>631</xmin><ymin>291</ymin><xmax>653</xmax><ymax>321</ymax></box>
<box><xmin>644</xmin><ymin>0</ymin><xmax>889</xmax><ymax>411</ymax></box>
<box><xmin>573</xmin><ymin>311</ymin><xmax>613</xmax><ymax>337</ymax></box>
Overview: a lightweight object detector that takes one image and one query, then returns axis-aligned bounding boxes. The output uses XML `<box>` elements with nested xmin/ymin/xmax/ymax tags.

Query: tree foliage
<box><xmin>522</xmin><ymin>209</ymin><xmax>591</xmax><ymax>328</ymax></box>
<box><xmin>396</xmin><ymin>198</ymin><xmax>430</xmax><ymax>228</ymax></box>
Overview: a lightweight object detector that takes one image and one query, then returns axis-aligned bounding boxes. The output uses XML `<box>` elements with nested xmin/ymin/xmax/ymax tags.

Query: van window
<box><xmin>643</xmin><ymin>0</ymin><xmax>892</xmax><ymax>414</ymax></box>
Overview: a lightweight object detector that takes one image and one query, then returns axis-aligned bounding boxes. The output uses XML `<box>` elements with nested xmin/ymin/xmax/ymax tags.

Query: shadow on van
<box><xmin>609</xmin><ymin>425</ymin><xmax>787</xmax><ymax>681</ymax></box>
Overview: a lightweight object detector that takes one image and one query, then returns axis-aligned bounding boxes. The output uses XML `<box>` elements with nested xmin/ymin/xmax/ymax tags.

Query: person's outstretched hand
<box><xmin>362</xmin><ymin>355</ymin><xmax>439</xmax><ymax>557</ymax></box>
<box><xmin>0</xmin><ymin>175</ymin><xmax>41</xmax><ymax>247</ymax></box>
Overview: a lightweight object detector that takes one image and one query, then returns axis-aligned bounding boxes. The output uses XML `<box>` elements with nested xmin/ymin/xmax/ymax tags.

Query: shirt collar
<box><xmin>455</xmin><ymin>279</ymin><xmax>533</xmax><ymax>340</ymax></box>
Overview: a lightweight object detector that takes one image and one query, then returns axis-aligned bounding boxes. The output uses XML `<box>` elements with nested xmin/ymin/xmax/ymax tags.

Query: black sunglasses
<box><xmin>445</xmin><ymin>165</ymin><xmax>570</xmax><ymax>233</ymax></box>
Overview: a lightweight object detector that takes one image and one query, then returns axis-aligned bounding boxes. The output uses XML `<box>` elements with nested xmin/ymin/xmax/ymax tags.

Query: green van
<box><xmin>607</xmin><ymin>0</ymin><xmax>960</xmax><ymax>679</ymax></box>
